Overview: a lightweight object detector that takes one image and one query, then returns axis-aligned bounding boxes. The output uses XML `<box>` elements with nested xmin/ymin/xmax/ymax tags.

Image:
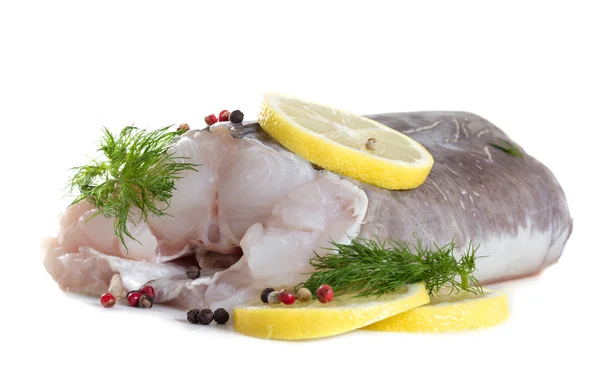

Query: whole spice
<box><xmin>177</xmin><ymin>123</ymin><xmax>190</xmax><ymax>133</ymax></box>
<box><xmin>186</xmin><ymin>266</ymin><xmax>201</xmax><ymax>280</ymax></box>
<box><xmin>213</xmin><ymin>308</ymin><xmax>230</xmax><ymax>324</ymax></box>
<box><xmin>296</xmin><ymin>288</ymin><xmax>312</xmax><ymax>303</ymax></box>
<box><xmin>138</xmin><ymin>294</ymin><xmax>154</xmax><ymax>308</ymax></box>
<box><xmin>280</xmin><ymin>290</ymin><xmax>296</xmax><ymax>305</ymax></box>
<box><xmin>100</xmin><ymin>292</ymin><xmax>116</xmax><ymax>308</ymax></box>
<box><xmin>267</xmin><ymin>291</ymin><xmax>281</xmax><ymax>304</ymax></box>
<box><xmin>187</xmin><ymin>309</ymin><xmax>200</xmax><ymax>324</ymax></box>
<box><xmin>140</xmin><ymin>285</ymin><xmax>156</xmax><ymax>299</ymax></box>
<box><xmin>261</xmin><ymin>288</ymin><xmax>275</xmax><ymax>303</ymax></box>
<box><xmin>365</xmin><ymin>138</ymin><xmax>377</xmax><ymax>151</ymax></box>
<box><xmin>218</xmin><ymin>110</ymin><xmax>230</xmax><ymax>122</ymax></box>
<box><xmin>229</xmin><ymin>110</ymin><xmax>244</xmax><ymax>124</ymax></box>
<box><xmin>198</xmin><ymin>309</ymin><xmax>214</xmax><ymax>325</ymax></box>
<box><xmin>205</xmin><ymin>114</ymin><xmax>218</xmax><ymax>126</ymax></box>
<box><xmin>317</xmin><ymin>285</ymin><xmax>334</xmax><ymax>303</ymax></box>
<box><xmin>127</xmin><ymin>291</ymin><xmax>141</xmax><ymax>307</ymax></box>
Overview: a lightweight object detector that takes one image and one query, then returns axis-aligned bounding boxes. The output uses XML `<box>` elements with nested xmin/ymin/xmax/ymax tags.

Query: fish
<box><xmin>42</xmin><ymin>111</ymin><xmax>572</xmax><ymax>311</ymax></box>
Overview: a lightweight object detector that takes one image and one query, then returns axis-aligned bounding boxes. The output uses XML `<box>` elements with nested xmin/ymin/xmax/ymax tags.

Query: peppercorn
<box><xmin>140</xmin><ymin>285</ymin><xmax>156</xmax><ymax>299</ymax></box>
<box><xmin>100</xmin><ymin>292</ymin><xmax>116</xmax><ymax>308</ymax></box>
<box><xmin>261</xmin><ymin>287</ymin><xmax>275</xmax><ymax>303</ymax></box>
<box><xmin>186</xmin><ymin>266</ymin><xmax>201</xmax><ymax>280</ymax></box>
<box><xmin>205</xmin><ymin>114</ymin><xmax>218</xmax><ymax>126</ymax></box>
<box><xmin>213</xmin><ymin>308</ymin><xmax>230</xmax><ymax>324</ymax></box>
<box><xmin>365</xmin><ymin>138</ymin><xmax>377</xmax><ymax>151</ymax></box>
<box><xmin>296</xmin><ymin>288</ymin><xmax>312</xmax><ymax>303</ymax></box>
<box><xmin>198</xmin><ymin>309</ymin><xmax>213</xmax><ymax>325</ymax></box>
<box><xmin>317</xmin><ymin>284</ymin><xmax>334</xmax><ymax>303</ymax></box>
<box><xmin>187</xmin><ymin>309</ymin><xmax>200</xmax><ymax>324</ymax></box>
<box><xmin>177</xmin><ymin>123</ymin><xmax>190</xmax><ymax>133</ymax></box>
<box><xmin>267</xmin><ymin>291</ymin><xmax>281</xmax><ymax>304</ymax></box>
<box><xmin>280</xmin><ymin>289</ymin><xmax>296</xmax><ymax>305</ymax></box>
<box><xmin>127</xmin><ymin>291</ymin><xmax>141</xmax><ymax>307</ymax></box>
<box><xmin>138</xmin><ymin>294</ymin><xmax>154</xmax><ymax>308</ymax></box>
<box><xmin>218</xmin><ymin>110</ymin><xmax>230</xmax><ymax>122</ymax></box>
<box><xmin>229</xmin><ymin>110</ymin><xmax>244</xmax><ymax>124</ymax></box>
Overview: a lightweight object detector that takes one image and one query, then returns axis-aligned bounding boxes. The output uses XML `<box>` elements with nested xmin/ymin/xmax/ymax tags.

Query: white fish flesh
<box><xmin>43</xmin><ymin>112</ymin><xmax>572</xmax><ymax>311</ymax></box>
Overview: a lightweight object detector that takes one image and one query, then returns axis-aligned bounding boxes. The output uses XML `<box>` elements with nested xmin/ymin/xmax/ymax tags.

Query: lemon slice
<box><xmin>363</xmin><ymin>288</ymin><xmax>509</xmax><ymax>333</ymax></box>
<box><xmin>257</xmin><ymin>93</ymin><xmax>434</xmax><ymax>190</ymax></box>
<box><xmin>233</xmin><ymin>282</ymin><xmax>429</xmax><ymax>340</ymax></box>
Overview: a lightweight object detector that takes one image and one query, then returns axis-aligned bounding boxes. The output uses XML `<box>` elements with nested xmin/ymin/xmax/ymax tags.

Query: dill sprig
<box><xmin>489</xmin><ymin>139</ymin><xmax>523</xmax><ymax>159</ymax></box>
<box><xmin>69</xmin><ymin>125</ymin><xmax>198</xmax><ymax>247</ymax></box>
<box><xmin>299</xmin><ymin>236</ymin><xmax>483</xmax><ymax>297</ymax></box>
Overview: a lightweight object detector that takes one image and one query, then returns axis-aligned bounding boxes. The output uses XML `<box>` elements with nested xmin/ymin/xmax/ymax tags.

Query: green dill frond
<box><xmin>489</xmin><ymin>139</ymin><xmax>523</xmax><ymax>159</ymax></box>
<box><xmin>69</xmin><ymin>125</ymin><xmax>199</xmax><ymax>247</ymax></box>
<box><xmin>299</xmin><ymin>235</ymin><xmax>483</xmax><ymax>297</ymax></box>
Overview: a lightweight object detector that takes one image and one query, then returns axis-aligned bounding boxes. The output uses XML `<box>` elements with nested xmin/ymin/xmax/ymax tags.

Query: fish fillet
<box><xmin>42</xmin><ymin>112</ymin><xmax>572</xmax><ymax>311</ymax></box>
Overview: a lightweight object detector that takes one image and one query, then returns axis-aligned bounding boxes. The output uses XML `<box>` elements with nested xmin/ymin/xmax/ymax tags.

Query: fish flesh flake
<box><xmin>42</xmin><ymin>112</ymin><xmax>572</xmax><ymax>311</ymax></box>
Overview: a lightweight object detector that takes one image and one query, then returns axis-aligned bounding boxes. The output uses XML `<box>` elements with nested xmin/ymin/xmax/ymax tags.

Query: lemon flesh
<box><xmin>363</xmin><ymin>288</ymin><xmax>509</xmax><ymax>333</ymax></box>
<box><xmin>233</xmin><ymin>282</ymin><xmax>429</xmax><ymax>340</ymax></box>
<box><xmin>257</xmin><ymin>93</ymin><xmax>434</xmax><ymax>190</ymax></box>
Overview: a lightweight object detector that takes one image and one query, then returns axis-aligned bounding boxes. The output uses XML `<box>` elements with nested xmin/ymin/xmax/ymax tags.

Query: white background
<box><xmin>1</xmin><ymin>1</ymin><xmax>599</xmax><ymax>385</ymax></box>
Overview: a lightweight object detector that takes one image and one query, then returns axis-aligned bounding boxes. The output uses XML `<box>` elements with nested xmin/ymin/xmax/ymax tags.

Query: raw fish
<box><xmin>43</xmin><ymin>112</ymin><xmax>572</xmax><ymax>311</ymax></box>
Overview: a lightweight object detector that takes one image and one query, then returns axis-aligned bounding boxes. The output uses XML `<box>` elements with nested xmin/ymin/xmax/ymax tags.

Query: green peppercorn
<box><xmin>187</xmin><ymin>309</ymin><xmax>200</xmax><ymax>324</ymax></box>
<box><xmin>229</xmin><ymin>110</ymin><xmax>244</xmax><ymax>124</ymax></box>
<box><xmin>297</xmin><ymin>287</ymin><xmax>312</xmax><ymax>302</ymax></box>
<box><xmin>267</xmin><ymin>291</ymin><xmax>281</xmax><ymax>304</ymax></box>
<box><xmin>186</xmin><ymin>266</ymin><xmax>201</xmax><ymax>280</ymax></box>
<box><xmin>139</xmin><ymin>294</ymin><xmax>153</xmax><ymax>308</ymax></box>
<box><xmin>261</xmin><ymin>288</ymin><xmax>275</xmax><ymax>303</ymax></box>
<box><xmin>213</xmin><ymin>308</ymin><xmax>230</xmax><ymax>324</ymax></box>
<box><xmin>198</xmin><ymin>309</ymin><xmax>214</xmax><ymax>325</ymax></box>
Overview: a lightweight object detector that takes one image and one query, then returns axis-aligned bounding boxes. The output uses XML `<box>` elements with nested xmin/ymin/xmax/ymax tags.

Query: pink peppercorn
<box><xmin>279</xmin><ymin>289</ymin><xmax>296</xmax><ymax>305</ymax></box>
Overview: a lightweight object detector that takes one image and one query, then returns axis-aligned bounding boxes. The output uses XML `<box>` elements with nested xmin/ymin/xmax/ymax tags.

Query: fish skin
<box><xmin>236</xmin><ymin>111</ymin><xmax>572</xmax><ymax>283</ymax></box>
<box><xmin>43</xmin><ymin>111</ymin><xmax>572</xmax><ymax>310</ymax></box>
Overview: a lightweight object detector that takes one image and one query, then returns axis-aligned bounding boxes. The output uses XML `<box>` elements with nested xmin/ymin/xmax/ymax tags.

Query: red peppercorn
<box><xmin>100</xmin><ymin>292</ymin><xmax>116</xmax><ymax>308</ymax></box>
<box><xmin>127</xmin><ymin>291</ymin><xmax>141</xmax><ymax>307</ymax></box>
<box><xmin>140</xmin><ymin>285</ymin><xmax>156</xmax><ymax>299</ymax></box>
<box><xmin>279</xmin><ymin>289</ymin><xmax>296</xmax><ymax>305</ymax></box>
<box><xmin>317</xmin><ymin>285</ymin><xmax>334</xmax><ymax>303</ymax></box>
<box><xmin>218</xmin><ymin>110</ymin><xmax>230</xmax><ymax>122</ymax></box>
<box><xmin>204</xmin><ymin>114</ymin><xmax>218</xmax><ymax>126</ymax></box>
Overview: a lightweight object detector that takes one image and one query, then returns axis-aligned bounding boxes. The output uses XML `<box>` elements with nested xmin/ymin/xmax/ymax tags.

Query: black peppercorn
<box><xmin>139</xmin><ymin>293</ymin><xmax>153</xmax><ymax>308</ymax></box>
<box><xmin>213</xmin><ymin>308</ymin><xmax>229</xmax><ymax>324</ymax></box>
<box><xmin>198</xmin><ymin>309</ymin><xmax>214</xmax><ymax>325</ymax></box>
<box><xmin>230</xmin><ymin>110</ymin><xmax>244</xmax><ymax>124</ymax></box>
<box><xmin>187</xmin><ymin>309</ymin><xmax>200</xmax><ymax>324</ymax></box>
<box><xmin>261</xmin><ymin>288</ymin><xmax>275</xmax><ymax>303</ymax></box>
<box><xmin>186</xmin><ymin>266</ymin><xmax>201</xmax><ymax>280</ymax></box>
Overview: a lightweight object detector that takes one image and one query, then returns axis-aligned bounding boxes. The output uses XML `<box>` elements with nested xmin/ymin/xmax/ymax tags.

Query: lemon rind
<box><xmin>258</xmin><ymin>93</ymin><xmax>434</xmax><ymax>190</ymax></box>
<box><xmin>233</xmin><ymin>282</ymin><xmax>430</xmax><ymax>340</ymax></box>
<box><xmin>363</xmin><ymin>289</ymin><xmax>509</xmax><ymax>333</ymax></box>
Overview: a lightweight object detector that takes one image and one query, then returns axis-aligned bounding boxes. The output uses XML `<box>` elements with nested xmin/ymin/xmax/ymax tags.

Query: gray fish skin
<box><xmin>43</xmin><ymin>111</ymin><xmax>572</xmax><ymax>312</ymax></box>
<box><xmin>238</xmin><ymin>111</ymin><xmax>572</xmax><ymax>283</ymax></box>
